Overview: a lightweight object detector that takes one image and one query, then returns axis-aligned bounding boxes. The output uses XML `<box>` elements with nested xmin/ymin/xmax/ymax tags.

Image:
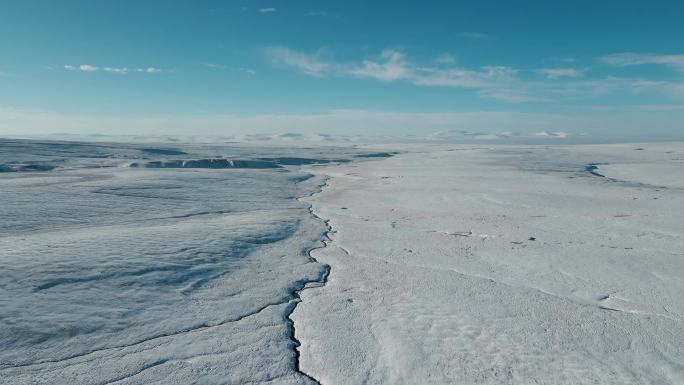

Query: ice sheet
<box><xmin>294</xmin><ymin>143</ymin><xmax>684</xmax><ymax>385</ymax></box>
<box><xmin>0</xmin><ymin>139</ymin><xmax>358</xmax><ymax>384</ymax></box>
<box><xmin>3</xmin><ymin>139</ymin><xmax>683</xmax><ymax>384</ymax></box>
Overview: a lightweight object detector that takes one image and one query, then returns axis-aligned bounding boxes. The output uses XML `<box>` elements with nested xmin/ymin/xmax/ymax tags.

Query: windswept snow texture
<box><xmin>0</xmin><ymin>139</ymin><xmax>360</xmax><ymax>385</ymax></box>
<box><xmin>294</xmin><ymin>142</ymin><xmax>684</xmax><ymax>385</ymax></box>
<box><xmin>4</xmin><ymin>138</ymin><xmax>684</xmax><ymax>385</ymax></box>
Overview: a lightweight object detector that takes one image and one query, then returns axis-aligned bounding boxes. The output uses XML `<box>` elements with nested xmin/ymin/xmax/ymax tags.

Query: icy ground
<box><xmin>3</xmin><ymin>139</ymin><xmax>683</xmax><ymax>385</ymax></box>
<box><xmin>0</xmin><ymin>139</ymin><xmax>370</xmax><ymax>385</ymax></box>
<box><xmin>294</xmin><ymin>142</ymin><xmax>684</xmax><ymax>385</ymax></box>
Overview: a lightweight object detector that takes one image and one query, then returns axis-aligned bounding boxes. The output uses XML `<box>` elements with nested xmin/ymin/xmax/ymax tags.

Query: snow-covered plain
<box><xmin>0</xmin><ymin>139</ymin><xmax>366</xmax><ymax>384</ymax></box>
<box><xmin>294</xmin><ymin>142</ymin><xmax>684</xmax><ymax>385</ymax></box>
<box><xmin>2</xmin><ymin>139</ymin><xmax>683</xmax><ymax>384</ymax></box>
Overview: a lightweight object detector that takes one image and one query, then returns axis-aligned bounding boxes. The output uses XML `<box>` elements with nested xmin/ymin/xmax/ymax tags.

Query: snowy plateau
<box><xmin>1</xmin><ymin>139</ymin><xmax>683</xmax><ymax>385</ymax></box>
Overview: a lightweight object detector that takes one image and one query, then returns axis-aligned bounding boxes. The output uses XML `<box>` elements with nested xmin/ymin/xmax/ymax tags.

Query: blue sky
<box><xmin>1</xmin><ymin>0</ymin><xmax>683</xmax><ymax>139</ymax></box>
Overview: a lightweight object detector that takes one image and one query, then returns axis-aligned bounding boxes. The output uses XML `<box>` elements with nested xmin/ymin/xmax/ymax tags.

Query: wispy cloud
<box><xmin>412</xmin><ymin>65</ymin><xmax>531</xmax><ymax>102</ymax></box>
<box><xmin>137</xmin><ymin>67</ymin><xmax>162</xmax><ymax>73</ymax></box>
<box><xmin>537</xmin><ymin>68</ymin><xmax>584</xmax><ymax>79</ymax></box>
<box><xmin>267</xmin><ymin>48</ymin><xmax>528</xmax><ymax>101</ymax></box>
<box><xmin>206</xmin><ymin>63</ymin><xmax>255</xmax><ymax>75</ymax></box>
<box><xmin>64</xmin><ymin>64</ymin><xmax>162</xmax><ymax>74</ymax></box>
<box><xmin>103</xmin><ymin>67</ymin><xmax>129</xmax><ymax>74</ymax></box>
<box><xmin>477</xmin><ymin>87</ymin><xmax>533</xmax><ymax>103</ymax></box>
<box><xmin>265</xmin><ymin>46</ymin><xmax>329</xmax><ymax>77</ymax></box>
<box><xmin>265</xmin><ymin>47</ymin><xmax>684</xmax><ymax>102</ymax></box>
<box><xmin>629</xmin><ymin>79</ymin><xmax>684</xmax><ymax>98</ymax></box>
<box><xmin>412</xmin><ymin>65</ymin><xmax>518</xmax><ymax>89</ymax></box>
<box><xmin>601</xmin><ymin>53</ymin><xmax>684</xmax><ymax>73</ymax></box>
<box><xmin>258</xmin><ymin>7</ymin><xmax>276</xmax><ymax>13</ymax></box>
<box><xmin>534</xmin><ymin>131</ymin><xmax>570</xmax><ymax>138</ymax></box>
<box><xmin>66</xmin><ymin>64</ymin><xmax>98</xmax><ymax>72</ymax></box>
<box><xmin>345</xmin><ymin>50</ymin><xmax>413</xmax><ymax>82</ymax></box>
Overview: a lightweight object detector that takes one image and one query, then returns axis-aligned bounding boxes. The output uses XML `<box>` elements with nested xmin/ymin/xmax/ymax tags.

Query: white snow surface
<box><xmin>2</xmin><ymin>139</ymin><xmax>684</xmax><ymax>385</ymax></box>
<box><xmin>293</xmin><ymin>142</ymin><xmax>684</xmax><ymax>385</ymax></box>
<box><xmin>0</xmin><ymin>139</ymin><xmax>365</xmax><ymax>385</ymax></box>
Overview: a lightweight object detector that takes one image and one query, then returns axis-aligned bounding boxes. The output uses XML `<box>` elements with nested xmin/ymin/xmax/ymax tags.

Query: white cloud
<box><xmin>477</xmin><ymin>88</ymin><xmax>534</xmax><ymax>103</ymax></box>
<box><xmin>346</xmin><ymin>50</ymin><xmax>413</xmax><ymax>82</ymax></box>
<box><xmin>534</xmin><ymin>131</ymin><xmax>569</xmax><ymax>138</ymax></box>
<box><xmin>265</xmin><ymin>47</ymin><xmax>684</xmax><ymax>102</ymax></box>
<box><xmin>413</xmin><ymin>66</ymin><xmax>524</xmax><ymax>102</ymax></box>
<box><xmin>136</xmin><ymin>67</ymin><xmax>162</xmax><ymax>73</ymax></box>
<box><xmin>345</xmin><ymin>52</ymin><xmax>525</xmax><ymax>101</ymax></box>
<box><xmin>64</xmin><ymin>64</ymin><xmax>161</xmax><ymax>74</ymax></box>
<box><xmin>411</xmin><ymin>67</ymin><xmax>486</xmax><ymax>88</ymax></box>
<box><xmin>537</xmin><ymin>68</ymin><xmax>584</xmax><ymax>79</ymax></box>
<box><xmin>79</xmin><ymin>64</ymin><xmax>99</xmax><ymax>72</ymax></box>
<box><xmin>268</xmin><ymin>48</ymin><xmax>519</xmax><ymax>95</ymax></box>
<box><xmin>602</xmin><ymin>53</ymin><xmax>684</xmax><ymax>73</ymax></box>
<box><xmin>103</xmin><ymin>67</ymin><xmax>129</xmax><ymax>74</ymax></box>
<box><xmin>265</xmin><ymin>48</ymin><xmax>531</xmax><ymax>102</ymax></box>
<box><xmin>265</xmin><ymin>46</ymin><xmax>329</xmax><ymax>77</ymax></box>
<box><xmin>259</xmin><ymin>7</ymin><xmax>276</xmax><ymax>13</ymax></box>
<box><xmin>630</xmin><ymin>79</ymin><xmax>684</xmax><ymax>98</ymax></box>
<box><xmin>64</xmin><ymin>64</ymin><xmax>99</xmax><ymax>72</ymax></box>
<box><xmin>206</xmin><ymin>64</ymin><xmax>255</xmax><ymax>75</ymax></box>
